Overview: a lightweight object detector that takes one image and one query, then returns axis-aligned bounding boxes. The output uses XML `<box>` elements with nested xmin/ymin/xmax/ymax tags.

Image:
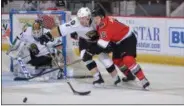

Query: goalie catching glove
<box><xmin>39</xmin><ymin>32</ymin><xmax>54</xmax><ymax>45</ymax></box>
<box><xmin>85</xmin><ymin>30</ymin><xmax>99</xmax><ymax>41</ymax></box>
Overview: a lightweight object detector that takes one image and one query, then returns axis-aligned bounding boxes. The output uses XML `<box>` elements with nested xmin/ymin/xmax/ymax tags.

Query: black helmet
<box><xmin>92</xmin><ymin>3</ymin><xmax>106</xmax><ymax>17</ymax></box>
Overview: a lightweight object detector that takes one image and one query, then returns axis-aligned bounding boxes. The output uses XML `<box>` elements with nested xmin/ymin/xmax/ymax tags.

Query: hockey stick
<box><xmin>45</xmin><ymin>43</ymin><xmax>91</xmax><ymax>95</ymax></box>
<box><xmin>13</xmin><ymin>59</ymin><xmax>82</xmax><ymax>81</ymax></box>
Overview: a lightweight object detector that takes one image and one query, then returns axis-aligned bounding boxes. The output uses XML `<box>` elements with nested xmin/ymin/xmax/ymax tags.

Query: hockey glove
<box><xmin>85</xmin><ymin>30</ymin><xmax>99</xmax><ymax>41</ymax></box>
<box><xmin>70</xmin><ymin>32</ymin><xmax>78</xmax><ymax>40</ymax></box>
<box><xmin>39</xmin><ymin>32</ymin><xmax>54</xmax><ymax>45</ymax></box>
<box><xmin>29</xmin><ymin>43</ymin><xmax>40</xmax><ymax>56</ymax></box>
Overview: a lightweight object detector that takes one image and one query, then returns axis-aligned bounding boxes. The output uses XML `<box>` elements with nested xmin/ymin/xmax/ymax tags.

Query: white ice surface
<box><xmin>1</xmin><ymin>52</ymin><xmax>184</xmax><ymax>105</ymax></box>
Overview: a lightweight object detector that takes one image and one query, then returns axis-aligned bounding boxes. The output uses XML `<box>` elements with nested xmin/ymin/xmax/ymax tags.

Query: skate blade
<box><xmin>93</xmin><ymin>83</ymin><xmax>105</xmax><ymax>88</ymax></box>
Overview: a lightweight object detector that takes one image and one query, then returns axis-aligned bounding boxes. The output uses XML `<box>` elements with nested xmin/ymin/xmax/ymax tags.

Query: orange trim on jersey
<box><xmin>97</xmin><ymin>16</ymin><xmax>131</xmax><ymax>43</ymax></box>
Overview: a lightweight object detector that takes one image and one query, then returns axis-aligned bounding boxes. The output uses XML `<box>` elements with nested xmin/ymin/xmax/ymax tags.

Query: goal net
<box><xmin>9</xmin><ymin>10</ymin><xmax>92</xmax><ymax>79</ymax></box>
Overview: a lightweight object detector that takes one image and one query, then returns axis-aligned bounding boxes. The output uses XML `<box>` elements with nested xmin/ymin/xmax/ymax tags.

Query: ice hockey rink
<box><xmin>1</xmin><ymin>51</ymin><xmax>184</xmax><ymax>105</ymax></box>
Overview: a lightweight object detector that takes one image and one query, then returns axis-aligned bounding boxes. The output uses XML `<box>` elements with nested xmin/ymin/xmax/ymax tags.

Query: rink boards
<box><xmin>115</xmin><ymin>16</ymin><xmax>184</xmax><ymax>66</ymax></box>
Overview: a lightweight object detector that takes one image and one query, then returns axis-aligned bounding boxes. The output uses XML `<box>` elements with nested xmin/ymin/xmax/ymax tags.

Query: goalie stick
<box><xmin>46</xmin><ymin>43</ymin><xmax>91</xmax><ymax>96</ymax></box>
<box><xmin>13</xmin><ymin>59</ymin><xmax>82</xmax><ymax>80</ymax></box>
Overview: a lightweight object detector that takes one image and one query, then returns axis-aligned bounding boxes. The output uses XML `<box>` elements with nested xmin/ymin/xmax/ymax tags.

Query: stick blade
<box><xmin>68</xmin><ymin>75</ymin><xmax>93</xmax><ymax>79</ymax></box>
<box><xmin>74</xmin><ymin>90</ymin><xmax>91</xmax><ymax>96</ymax></box>
<box><xmin>14</xmin><ymin>77</ymin><xmax>29</xmax><ymax>81</ymax></box>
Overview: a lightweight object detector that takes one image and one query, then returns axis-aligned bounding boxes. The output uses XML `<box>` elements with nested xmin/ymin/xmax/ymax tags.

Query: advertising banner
<box><xmin>167</xmin><ymin>18</ymin><xmax>184</xmax><ymax>57</ymax></box>
<box><xmin>115</xmin><ymin>17</ymin><xmax>184</xmax><ymax>57</ymax></box>
<box><xmin>2</xmin><ymin>14</ymin><xmax>10</xmax><ymax>45</ymax></box>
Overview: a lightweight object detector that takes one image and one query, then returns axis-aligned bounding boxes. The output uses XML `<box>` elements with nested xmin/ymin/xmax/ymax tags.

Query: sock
<box><xmin>93</xmin><ymin>71</ymin><xmax>100</xmax><ymax>81</ymax></box>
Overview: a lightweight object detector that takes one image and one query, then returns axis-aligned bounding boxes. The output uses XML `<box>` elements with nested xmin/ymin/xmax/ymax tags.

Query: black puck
<box><xmin>23</xmin><ymin>97</ymin><xmax>27</xmax><ymax>103</ymax></box>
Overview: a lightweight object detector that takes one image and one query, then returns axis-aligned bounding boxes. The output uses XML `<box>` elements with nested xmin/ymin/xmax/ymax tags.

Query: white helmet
<box><xmin>77</xmin><ymin>7</ymin><xmax>91</xmax><ymax>18</ymax></box>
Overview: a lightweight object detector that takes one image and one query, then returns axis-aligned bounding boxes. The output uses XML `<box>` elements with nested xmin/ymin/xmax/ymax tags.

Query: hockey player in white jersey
<box><xmin>38</xmin><ymin>7</ymin><xmax>121</xmax><ymax>86</ymax></box>
<box><xmin>8</xmin><ymin>19</ymin><xmax>61</xmax><ymax>79</ymax></box>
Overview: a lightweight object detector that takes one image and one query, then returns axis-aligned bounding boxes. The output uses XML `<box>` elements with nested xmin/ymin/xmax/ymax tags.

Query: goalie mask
<box><xmin>32</xmin><ymin>20</ymin><xmax>43</xmax><ymax>41</ymax></box>
<box><xmin>77</xmin><ymin>7</ymin><xmax>92</xmax><ymax>27</ymax></box>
